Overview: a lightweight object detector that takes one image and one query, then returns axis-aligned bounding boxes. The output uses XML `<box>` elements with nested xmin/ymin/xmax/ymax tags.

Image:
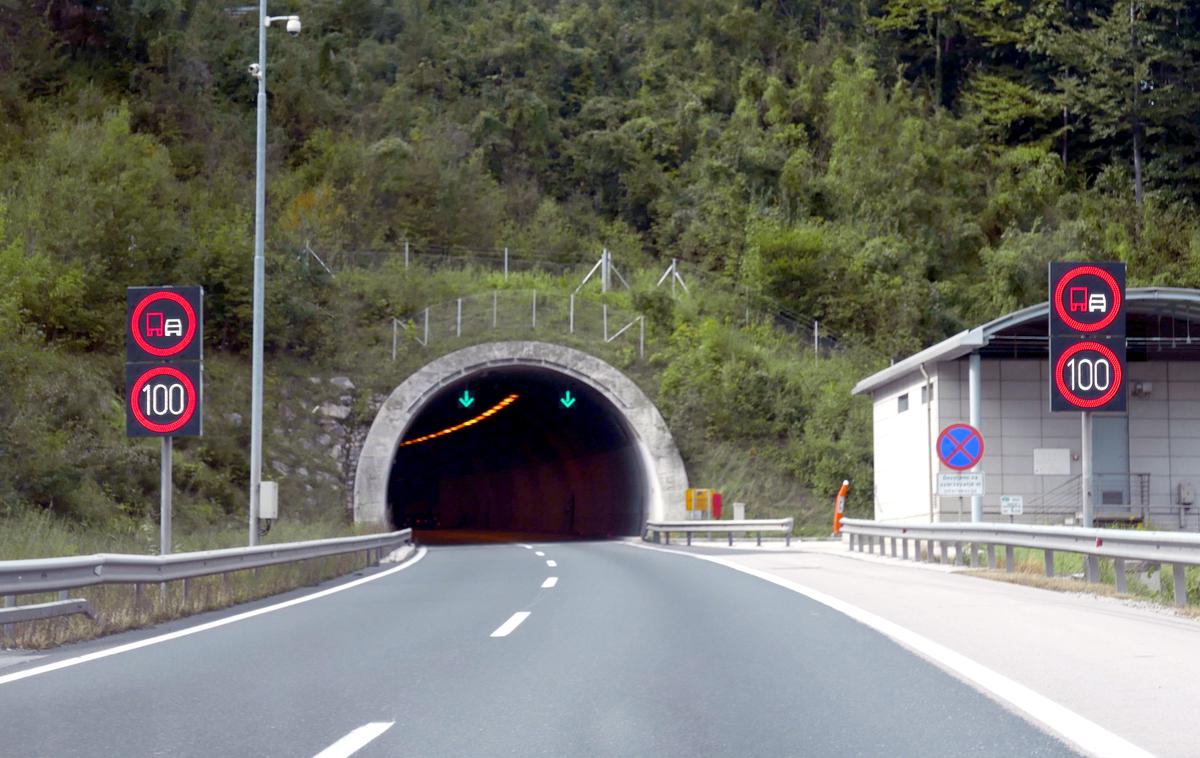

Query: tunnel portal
<box><xmin>388</xmin><ymin>366</ymin><xmax>644</xmax><ymax>537</ymax></box>
<box><xmin>353</xmin><ymin>342</ymin><xmax>688</xmax><ymax>538</ymax></box>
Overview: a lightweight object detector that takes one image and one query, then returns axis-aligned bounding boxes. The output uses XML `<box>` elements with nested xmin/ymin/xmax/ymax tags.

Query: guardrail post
<box><xmin>889</xmin><ymin>537</ymin><xmax>897</xmax><ymax>557</ymax></box>
<box><xmin>939</xmin><ymin>541</ymin><xmax>948</xmax><ymax>564</ymax></box>
<box><xmin>1005</xmin><ymin>545</ymin><xmax>1015</xmax><ymax>573</ymax></box>
<box><xmin>756</xmin><ymin>531</ymin><xmax>762</xmax><ymax>547</ymax></box>
<box><xmin>1173</xmin><ymin>564</ymin><xmax>1188</xmax><ymax>607</ymax></box>
<box><xmin>223</xmin><ymin>571</ymin><xmax>232</xmax><ymax>600</ymax></box>
<box><xmin>134</xmin><ymin>583</ymin><xmax>145</xmax><ymax>617</ymax></box>
<box><xmin>183</xmin><ymin>578</ymin><xmax>192</xmax><ymax>609</ymax></box>
<box><xmin>3</xmin><ymin>595</ymin><xmax>14</xmax><ymax>641</ymax></box>
<box><xmin>969</xmin><ymin>544</ymin><xmax>979</xmax><ymax>568</ymax></box>
<box><xmin>986</xmin><ymin>545</ymin><xmax>996</xmax><ymax>570</ymax></box>
<box><xmin>1044</xmin><ymin>550</ymin><xmax>1055</xmax><ymax>578</ymax></box>
<box><xmin>728</xmin><ymin>533</ymin><xmax>733</xmax><ymax>547</ymax></box>
<box><xmin>901</xmin><ymin>539</ymin><xmax>908</xmax><ymax>560</ymax></box>
<box><xmin>686</xmin><ymin>532</ymin><xmax>692</xmax><ymax>546</ymax></box>
<box><xmin>926</xmin><ymin>539</ymin><xmax>937</xmax><ymax>562</ymax></box>
<box><xmin>954</xmin><ymin>542</ymin><xmax>964</xmax><ymax>565</ymax></box>
<box><xmin>664</xmin><ymin>532</ymin><xmax>670</xmax><ymax>545</ymax></box>
<box><xmin>1114</xmin><ymin>558</ymin><xmax>1128</xmax><ymax>593</ymax></box>
<box><xmin>866</xmin><ymin>536</ymin><xmax>874</xmax><ymax>554</ymax></box>
<box><xmin>1085</xmin><ymin>555</ymin><xmax>1100</xmax><ymax>584</ymax></box>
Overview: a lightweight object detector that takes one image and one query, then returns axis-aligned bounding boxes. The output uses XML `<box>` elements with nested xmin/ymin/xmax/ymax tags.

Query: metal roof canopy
<box><xmin>852</xmin><ymin>287</ymin><xmax>1200</xmax><ymax>396</ymax></box>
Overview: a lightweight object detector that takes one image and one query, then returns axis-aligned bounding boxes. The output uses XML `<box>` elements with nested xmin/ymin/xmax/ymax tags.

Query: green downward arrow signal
<box><xmin>560</xmin><ymin>391</ymin><xmax>576</xmax><ymax>409</ymax></box>
<box><xmin>458</xmin><ymin>391</ymin><xmax>475</xmax><ymax>408</ymax></box>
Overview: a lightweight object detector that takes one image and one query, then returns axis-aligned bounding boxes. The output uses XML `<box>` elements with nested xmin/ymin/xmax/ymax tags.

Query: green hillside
<box><xmin>3</xmin><ymin>0</ymin><xmax>1200</xmax><ymax>545</ymax></box>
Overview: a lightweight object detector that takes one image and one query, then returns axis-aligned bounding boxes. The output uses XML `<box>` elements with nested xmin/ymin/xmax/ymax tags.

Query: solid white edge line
<box><xmin>313</xmin><ymin>721</ymin><xmax>394</xmax><ymax>758</ymax></box>
<box><xmin>0</xmin><ymin>547</ymin><xmax>430</xmax><ymax>687</ymax></box>
<box><xmin>625</xmin><ymin>541</ymin><xmax>1153</xmax><ymax>758</ymax></box>
<box><xmin>490</xmin><ymin>611</ymin><xmax>531</xmax><ymax>638</ymax></box>
<box><xmin>535</xmin><ymin>551</ymin><xmax>545</xmax><ymax>557</ymax></box>
<box><xmin>546</xmin><ymin>559</ymin><xmax>557</xmax><ymax>567</ymax></box>
<box><xmin>541</xmin><ymin>577</ymin><xmax>558</xmax><ymax>589</ymax></box>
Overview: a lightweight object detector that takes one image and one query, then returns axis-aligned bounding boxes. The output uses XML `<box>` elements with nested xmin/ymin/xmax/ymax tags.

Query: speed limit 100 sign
<box><xmin>126</xmin><ymin>362</ymin><xmax>203</xmax><ymax>437</ymax></box>
<box><xmin>1050</xmin><ymin>336</ymin><xmax>1126</xmax><ymax>412</ymax></box>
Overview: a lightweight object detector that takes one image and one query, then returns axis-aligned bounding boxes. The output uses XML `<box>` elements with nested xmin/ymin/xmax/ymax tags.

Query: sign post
<box><xmin>937</xmin><ymin>423</ymin><xmax>985</xmax><ymax>521</ymax></box>
<box><xmin>126</xmin><ymin>286</ymin><xmax>204</xmax><ymax>555</ymax></box>
<box><xmin>1048</xmin><ymin>262</ymin><xmax>1126</xmax><ymax>528</ymax></box>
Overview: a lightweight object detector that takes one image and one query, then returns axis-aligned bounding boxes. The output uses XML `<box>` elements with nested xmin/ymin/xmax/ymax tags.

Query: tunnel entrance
<box><xmin>354</xmin><ymin>342</ymin><xmax>688</xmax><ymax>534</ymax></box>
<box><xmin>387</xmin><ymin>366</ymin><xmax>646</xmax><ymax>538</ymax></box>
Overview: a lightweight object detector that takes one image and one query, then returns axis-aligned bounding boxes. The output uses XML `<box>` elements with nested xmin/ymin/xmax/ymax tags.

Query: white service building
<box><xmin>852</xmin><ymin>288</ymin><xmax>1200</xmax><ymax>531</ymax></box>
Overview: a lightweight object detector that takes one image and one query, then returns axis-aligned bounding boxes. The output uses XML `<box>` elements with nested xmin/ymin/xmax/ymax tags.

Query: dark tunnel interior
<box><xmin>387</xmin><ymin>367</ymin><xmax>647</xmax><ymax>539</ymax></box>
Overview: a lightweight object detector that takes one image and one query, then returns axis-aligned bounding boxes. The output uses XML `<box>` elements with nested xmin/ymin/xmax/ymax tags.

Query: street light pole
<box><xmin>248</xmin><ymin>0</ymin><xmax>269</xmax><ymax>547</ymax></box>
<box><xmin>248</xmin><ymin>9</ymin><xmax>300</xmax><ymax>546</ymax></box>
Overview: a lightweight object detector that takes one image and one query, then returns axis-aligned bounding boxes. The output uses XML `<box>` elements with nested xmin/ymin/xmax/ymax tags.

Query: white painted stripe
<box><xmin>0</xmin><ymin>548</ymin><xmax>429</xmax><ymax>687</ymax></box>
<box><xmin>519</xmin><ymin>544</ymin><xmax>533</xmax><ymax>549</ymax></box>
<box><xmin>541</xmin><ymin>577</ymin><xmax>558</xmax><ymax>589</ymax></box>
<box><xmin>313</xmin><ymin>721</ymin><xmax>394</xmax><ymax>758</ymax></box>
<box><xmin>535</xmin><ymin>551</ymin><xmax>545</xmax><ymax>557</ymax></box>
<box><xmin>626</xmin><ymin>542</ymin><xmax>1151</xmax><ymax>758</ymax></box>
<box><xmin>546</xmin><ymin>560</ymin><xmax>557</xmax><ymax>567</ymax></box>
<box><xmin>490</xmin><ymin>611</ymin><xmax>531</xmax><ymax>638</ymax></box>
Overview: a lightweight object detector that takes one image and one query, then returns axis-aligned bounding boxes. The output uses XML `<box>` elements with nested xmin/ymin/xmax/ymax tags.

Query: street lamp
<box><xmin>248</xmin><ymin>8</ymin><xmax>301</xmax><ymax>546</ymax></box>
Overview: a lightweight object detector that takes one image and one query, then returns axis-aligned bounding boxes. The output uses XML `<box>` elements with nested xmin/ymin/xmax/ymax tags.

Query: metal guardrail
<box><xmin>0</xmin><ymin>529</ymin><xmax>412</xmax><ymax>629</ymax></box>
<box><xmin>840</xmin><ymin>518</ymin><xmax>1200</xmax><ymax>606</ymax></box>
<box><xmin>644</xmin><ymin>519</ymin><xmax>794</xmax><ymax>547</ymax></box>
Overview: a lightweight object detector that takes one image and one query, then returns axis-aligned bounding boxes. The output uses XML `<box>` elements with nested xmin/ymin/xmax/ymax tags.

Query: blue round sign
<box><xmin>937</xmin><ymin>423</ymin><xmax>984</xmax><ymax>471</ymax></box>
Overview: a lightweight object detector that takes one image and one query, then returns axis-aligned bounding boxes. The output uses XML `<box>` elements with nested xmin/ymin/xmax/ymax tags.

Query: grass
<box><xmin>940</xmin><ymin>544</ymin><xmax>1200</xmax><ymax>610</ymax></box>
<box><xmin>0</xmin><ymin>511</ymin><xmax>395</xmax><ymax>649</ymax></box>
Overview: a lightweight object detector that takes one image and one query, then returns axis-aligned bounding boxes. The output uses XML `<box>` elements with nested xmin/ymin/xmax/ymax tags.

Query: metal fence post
<box><xmin>532</xmin><ymin>290</ymin><xmax>537</xmax><ymax>328</ymax></box>
<box><xmin>3</xmin><ymin>595</ymin><xmax>13</xmax><ymax>640</ymax></box>
<box><xmin>569</xmin><ymin>294</ymin><xmax>575</xmax><ymax>333</ymax></box>
<box><xmin>639</xmin><ymin>316</ymin><xmax>645</xmax><ymax>359</ymax></box>
<box><xmin>391</xmin><ymin>319</ymin><xmax>398</xmax><ymax>361</ymax></box>
<box><xmin>603</xmin><ymin>304</ymin><xmax>608</xmax><ymax>341</ymax></box>
<box><xmin>456</xmin><ymin>298</ymin><xmax>462</xmax><ymax>338</ymax></box>
<box><xmin>492</xmin><ymin>291</ymin><xmax>498</xmax><ymax>329</ymax></box>
<box><xmin>404</xmin><ymin>239</ymin><xmax>409</xmax><ymax>269</ymax></box>
<box><xmin>423</xmin><ymin>307</ymin><xmax>429</xmax><ymax>346</ymax></box>
<box><xmin>504</xmin><ymin>247</ymin><xmax>509</xmax><ymax>280</ymax></box>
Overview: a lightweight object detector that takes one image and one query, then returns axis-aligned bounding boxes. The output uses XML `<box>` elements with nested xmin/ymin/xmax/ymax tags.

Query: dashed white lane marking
<box><xmin>535</xmin><ymin>551</ymin><xmax>545</xmax><ymax>557</ymax></box>
<box><xmin>519</xmin><ymin>544</ymin><xmax>533</xmax><ymax>549</ymax></box>
<box><xmin>0</xmin><ymin>548</ymin><xmax>429</xmax><ymax>687</ymax></box>
<box><xmin>313</xmin><ymin>721</ymin><xmax>394</xmax><ymax>758</ymax></box>
<box><xmin>541</xmin><ymin>577</ymin><xmax>558</xmax><ymax>589</ymax></box>
<box><xmin>490</xmin><ymin>611</ymin><xmax>531</xmax><ymax>638</ymax></box>
<box><xmin>626</xmin><ymin>541</ymin><xmax>1152</xmax><ymax>758</ymax></box>
<box><xmin>546</xmin><ymin>560</ymin><xmax>557</xmax><ymax>567</ymax></box>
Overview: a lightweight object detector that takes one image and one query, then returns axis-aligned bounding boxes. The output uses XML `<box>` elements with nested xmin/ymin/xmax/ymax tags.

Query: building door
<box><xmin>1091</xmin><ymin>415</ymin><xmax>1130</xmax><ymax>511</ymax></box>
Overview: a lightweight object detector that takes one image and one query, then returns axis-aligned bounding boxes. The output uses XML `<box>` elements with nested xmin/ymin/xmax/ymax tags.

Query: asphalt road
<box><xmin>0</xmin><ymin>540</ymin><xmax>1077</xmax><ymax>757</ymax></box>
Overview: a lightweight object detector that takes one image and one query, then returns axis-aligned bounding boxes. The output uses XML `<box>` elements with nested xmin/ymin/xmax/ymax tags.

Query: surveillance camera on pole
<box><xmin>264</xmin><ymin>14</ymin><xmax>301</xmax><ymax>36</ymax></box>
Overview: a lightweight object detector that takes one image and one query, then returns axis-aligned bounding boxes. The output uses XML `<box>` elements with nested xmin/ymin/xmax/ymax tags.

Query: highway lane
<box><xmin>0</xmin><ymin>540</ymin><xmax>1076</xmax><ymax>757</ymax></box>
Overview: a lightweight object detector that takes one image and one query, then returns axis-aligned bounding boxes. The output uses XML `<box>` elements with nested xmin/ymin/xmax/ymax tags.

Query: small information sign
<box><xmin>937</xmin><ymin>472</ymin><xmax>985</xmax><ymax>497</ymax></box>
<box><xmin>1000</xmin><ymin>495</ymin><xmax>1024</xmax><ymax>516</ymax></box>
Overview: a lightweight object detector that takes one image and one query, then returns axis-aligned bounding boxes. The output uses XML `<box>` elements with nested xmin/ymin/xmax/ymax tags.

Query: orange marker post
<box><xmin>832</xmin><ymin>480</ymin><xmax>850</xmax><ymax>535</ymax></box>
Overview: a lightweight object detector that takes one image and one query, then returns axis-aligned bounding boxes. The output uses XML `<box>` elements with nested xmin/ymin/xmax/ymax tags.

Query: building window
<box><xmin>921</xmin><ymin>384</ymin><xmax>934</xmax><ymax>404</ymax></box>
<box><xmin>898</xmin><ymin>393</ymin><xmax>909</xmax><ymax>413</ymax></box>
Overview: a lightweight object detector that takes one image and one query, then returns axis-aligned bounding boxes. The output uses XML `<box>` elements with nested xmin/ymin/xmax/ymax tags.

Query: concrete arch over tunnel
<box><xmin>354</xmin><ymin>341</ymin><xmax>688</xmax><ymax>536</ymax></box>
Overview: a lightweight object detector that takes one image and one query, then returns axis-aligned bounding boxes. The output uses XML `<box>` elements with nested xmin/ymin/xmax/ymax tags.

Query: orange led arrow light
<box><xmin>398</xmin><ymin>393</ymin><xmax>519</xmax><ymax>447</ymax></box>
